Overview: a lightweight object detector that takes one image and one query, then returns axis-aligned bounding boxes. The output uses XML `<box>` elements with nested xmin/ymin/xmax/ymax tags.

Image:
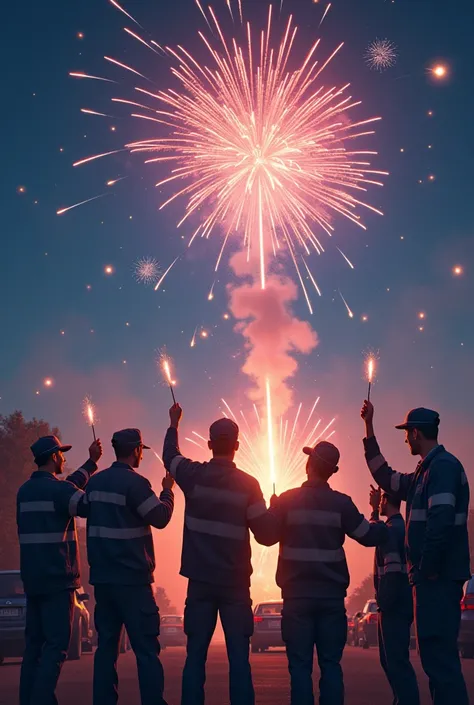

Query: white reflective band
<box><xmin>455</xmin><ymin>513</ymin><xmax>467</xmax><ymax>525</ymax></box>
<box><xmin>19</xmin><ymin>501</ymin><xmax>55</xmax><ymax>513</ymax></box>
<box><xmin>185</xmin><ymin>514</ymin><xmax>246</xmax><ymax>540</ymax></box>
<box><xmin>280</xmin><ymin>546</ymin><xmax>345</xmax><ymax>563</ymax></box>
<box><xmin>390</xmin><ymin>473</ymin><xmax>401</xmax><ymax>493</ymax></box>
<box><xmin>191</xmin><ymin>484</ymin><xmax>247</xmax><ymax>507</ymax></box>
<box><xmin>368</xmin><ymin>454</ymin><xmax>386</xmax><ymax>474</ymax></box>
<box><xmin>88</xmin><ymin>525</ymin><xmax>151</xmax><ymax>539</ymax></box>
<box><xmin>428</xmin><ymin>493</ymin><xmax>456</xmax><ymax>508</ymax></box>
<box><xmin>19</xmin><ymin>530</ymin><xmax>76</xmax><ymax>544</ymax></box>
<box><xmin>384</xmin><ymin>563</ymin><xmax>404</xmax><ymax>573</ymax></box>
<box><xmin>287</xmin><ymin>509</ymin><xmax>341</xmax><ymax>528</ymax></box>
<box><xmin>88</xmin><ymin>491</ymin><xmax>127</xmax><ymax>506</ymax></box>
<box><xmin>75</xmin><ymin>467</ymin><xmax>89</xmax><ymax>484</ymax></box>
<box><xmin>247</xmin><ymin>501</ymin><xmax>267</xmax><ymax>520</ymax></box>
<box><xmin>169</xmin><ymin>455</ymin><xmax>185</xmax><ymax>478</ymax></box>
<box><xmin>137</xmin><ymin>494</ymin><xmax>161</xmax><ymax>518</ymax></box>
<box><xmin>384</xmin><ymin>552</ymin><xmax>402</xmax><ymax>565</ymax></box>
<box><xmin>68</xmin><ymin>490</ymin><xmax>84</xmax><ymax>517</ymax></box>
<box><xmin>350</xmin><ymin>518</ymin><xmax>370</xmax><ymax>539</ymax></box>
<box><xmin>410</xmin><ymin>509</ymin><xmax>427</xmax><ymax>521</ymax></box>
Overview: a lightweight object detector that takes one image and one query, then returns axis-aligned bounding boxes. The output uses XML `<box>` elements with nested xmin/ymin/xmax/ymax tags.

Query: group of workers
<box><xmin>16</xmin><ymin>398</ymin><xmax>470</xmax><ymax>705</ymax></box>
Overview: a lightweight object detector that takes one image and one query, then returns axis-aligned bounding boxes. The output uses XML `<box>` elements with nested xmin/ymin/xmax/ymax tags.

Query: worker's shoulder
<box><xmin>88</xmin><ymin>463</ymin><xmax>139</xmax><ymax>488</ymax></box>
<box><xmin>430</xmin><ymin>447</ymin><xmax>463</xmax><ymax>470</ymax></box>
<box><xmin>233</xmin><ymin>466</ymin><xmax>263</xmax><ymax>492</ymax></box>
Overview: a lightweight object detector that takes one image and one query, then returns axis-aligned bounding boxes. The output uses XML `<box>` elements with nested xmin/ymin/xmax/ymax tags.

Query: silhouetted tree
<box><xmin>154</xmin><ymin>586</ymin><xmax>177</xmax><ymax>615</ymax></box>
<box><xmin>0</xmin><ymin>411</ymin><xmax>60</xmax><ymax>570</ymax></box>
<box><xmin>346</xmin><ymin>574</ymin><xmax>374</xmax><ymax>615</ymax></box>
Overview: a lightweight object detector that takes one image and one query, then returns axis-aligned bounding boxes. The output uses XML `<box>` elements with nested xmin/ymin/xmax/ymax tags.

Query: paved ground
<box><xmin>1</xmin><ymin>643</ymin><xmax>473</xmax><ymax>704</ymax></box>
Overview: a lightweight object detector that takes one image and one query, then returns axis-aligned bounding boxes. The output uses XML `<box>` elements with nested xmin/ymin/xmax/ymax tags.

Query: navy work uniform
<box><xmin>371</xmin><ymin>502</ymin><xmax>420</xmax><ymax>705</ymax></box>
<box><xmin>163</xmin><ymin>418</ymin><xmax>274</xmax><ymax>705</ymax></box>
<box><xmin>365</xmin><ymin>408</ymin><xmax>470</xmax><ymax>705</ymax></box>
<box><xmin>86</xmin><ymin>428</ymin><xmax>174</xmax><ymax>705</ymax></box>
<box><xmin>17</xmin><ymin>435</ymin><xmax>98</xmax><ymax>705</ymax></box>
<box><xmin>259</xmin><ymin>442</ymin><xmax>390</xmax><ymax>705</ymax></box>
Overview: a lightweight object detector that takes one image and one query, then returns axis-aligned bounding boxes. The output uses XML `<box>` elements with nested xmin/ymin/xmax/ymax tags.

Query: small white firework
<box><xmin>365</xmin><ymin>38</ymin><xmax>398</xmax><ymax>72</ymax></box>
<box><xmin>134</xmin><ymin>257</ymin><xmax>160</xmax><ymax>285</ymax></box>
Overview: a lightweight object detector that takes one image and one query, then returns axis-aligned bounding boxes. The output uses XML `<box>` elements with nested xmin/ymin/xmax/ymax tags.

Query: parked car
<box><xmin>459</xmin><ymin>576</ymin><xmax>474</xmax><ymax>659</ymax></box>
<box><xmin>357</xmin><ymin>599</ymin><xmax>378</xmax><ymax>649</ymax></box>
<box><xmin>347</xmin><ymin>613</ymin><xmax>362</xmax><ymax>646</ymax></box>
<box><xmin>0</xmin><ymin>570</ymin><xmax>92</xmax><ymax>664</ymax></box>
<box><xmin>251</xmin><ymin>600</ymin><xmax>284</xmax><ymax>653</ymax></box>
<box><xmin>160</xmin><ymin>615</ymin><xmax>186</xmax><ymax>648</ymax></box>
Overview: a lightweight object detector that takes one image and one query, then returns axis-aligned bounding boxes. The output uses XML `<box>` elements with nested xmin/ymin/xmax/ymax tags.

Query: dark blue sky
<box><xmin>2</xmin><ymin>0</ymin><xmax>473</xmax><ymax>518</ymax></box>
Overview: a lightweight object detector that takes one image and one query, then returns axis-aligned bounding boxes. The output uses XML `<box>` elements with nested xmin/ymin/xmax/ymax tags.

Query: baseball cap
<box><xmin>31</xmin><ymin>435</ymin><xmax>72</xmax><ymax>462</ymax></box>
<box><xmin>209</xmin><ymin>418</ymin><xmax>239</xmax><ymax>442</ymax></box>
<box><xmin>111</xmin><ymin>428</ymin><xmax>150</xmax><ymax>449</ymax></box>
<box><xmin>395</xmin><ymin>408</ymin><xmax>440</xmax><ymax>430</ymax></box>
<box><xmin>303</xmin><ymin>441</ymin><xmax>340</xmax><ymax>468</ymax></box>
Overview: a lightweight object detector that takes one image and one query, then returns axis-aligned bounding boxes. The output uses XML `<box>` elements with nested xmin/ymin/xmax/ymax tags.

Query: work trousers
<box><xmin>281</xmin><ymin>596</ymin><xmax>347</xmax><ymax>705</ymax></box>
<box><xmin>377</xmin><ymin>610</ymin><xmax>420</xmax><ymax>705</ymax></box>
<box><xmin>19</xmin><ymin>589</ymin><xmax>74</xmax><ymax>705</ymax></box>
<box><xmin>181</xmin><ymin>580</ymin><xmax>255</xmax><ymax>705</ymax></box>
<box><xmin>414</xmin><ymin>579</ymin><xmax>469</xmax><ymax>705</ymax></box>
<box><xmin>93</xmin><ymin>584</ymin><xmax>167</xmax><ymax>705</ymax></box>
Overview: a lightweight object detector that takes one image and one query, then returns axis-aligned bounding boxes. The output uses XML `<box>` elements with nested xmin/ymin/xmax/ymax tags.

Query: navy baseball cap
<box><xmin>31</xmin><ymin>435</ymin><xmax>72</xmax><ymax>462</ymax></box>
<box><xmin>111</xmin><ymin>428</ymin><xmax>150</xmax><ymax>449</ymax></box>
<box><xmin>395</xmin><ymin>408</ymin><xmax>440</xmax><ymax>430</ymax></box>
<box><xmin>209</xmin><ymin>418</ymin><xmax>239</xmax><ymax>442</ymax></box>
<box><xmin>303</xmin><ymin>441</ymin><xmax>340</xmax><ymax>468</ymax></box>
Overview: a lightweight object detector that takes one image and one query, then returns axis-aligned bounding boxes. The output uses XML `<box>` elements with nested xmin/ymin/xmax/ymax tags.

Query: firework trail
<box><xmin>57</xmin><ymin>193</ymin><xmax>109</xmax><ymax>215</ymax></box>
<box><xmin>365</xmin><ymin>39</ymin><xmax>398</xmax><ymax>72</ymax></box>
<box><xmin>154</xmin><ymin>256</ymin><xmax>179</xmax><ymax>291</ymax></box>
<box><xmin>339</xmin><ymin>290</ymin><xmax>354</xmax><ymax>318</ymax></box>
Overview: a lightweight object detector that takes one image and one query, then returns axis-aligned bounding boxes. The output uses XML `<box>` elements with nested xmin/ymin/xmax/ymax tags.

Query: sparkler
<box><xmin>83</xmin><ymin>397</ymin><xmax>97</xmax><ymax>441</ymax></box>
<box><xmin>365</xmin><ymin>353</ymin><xmax>377</xmax><ymax>402</ymax></box>
<box><xmin>87</xmin><ymin>2</ymin><xmax>387</xmax><ymax>299</ymax></box>
<box><xmin>160</xmin><ymin>354</ymin><xmax>177</xmax><ymax>404</ymax></box>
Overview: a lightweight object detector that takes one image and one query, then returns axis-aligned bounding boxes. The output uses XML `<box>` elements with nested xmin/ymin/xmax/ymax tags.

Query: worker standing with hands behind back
<box><xmin>361</xmin><ymin>399</ymin><xmax>470</xmax><ymax>705</ymax></box>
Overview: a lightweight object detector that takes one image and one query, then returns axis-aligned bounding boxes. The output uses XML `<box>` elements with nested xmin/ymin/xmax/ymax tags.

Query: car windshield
<box><xmin>0</xmin><ymin>573</ymin><xmax>24</xmax><ymax>598</ymax></box>
<box><xmin>161</xmin><ymin>616</ymin><xmax>183</xmax><ymax>625</ymax></box>
<box><xmin>256</xmin><ymin>603</ymin><xmax>282</xmax><ymax>616</ymax></box>
<box><xmin>365</xmin><ymin>602</ymin><xmax>377</xmax><ymax>614</ymax></box>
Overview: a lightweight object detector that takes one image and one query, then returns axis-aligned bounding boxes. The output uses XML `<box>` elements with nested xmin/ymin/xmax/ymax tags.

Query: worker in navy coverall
<box><xmin>369</xmin><ymin>485</ymin><xmax>420</xmax><ymax>705</ymax></box>
<box><xmin>262</xmin><ymin>441</ymin><xmax>391</xmax><ymax>705</ymax></box>
<box><xmin>17</xmin><ymin>434</ymin><xmax>103</xmax><ymax>705</ymax></box>
<box><xmin>86</xmin><ymin>428</ymin><xmax>174</xmax><ymax>705</ymax></box>
<box><xmin>362</xmin><ymin>400</ymin><xmax>470</xmax><ymax>705</ymax></box>
<box><xmin>163</xmin><ymin>403</ymin><xmax>276</xmax><ymax>705</ymax></box>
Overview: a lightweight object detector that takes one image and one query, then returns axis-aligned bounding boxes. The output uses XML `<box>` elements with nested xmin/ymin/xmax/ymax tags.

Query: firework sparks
<box><xmin>70</xmin><ymin>72</ymin><xmax>117</xmax><ymax>83</ymax></box>
<box><xmin>159</xmin><ymin>352</ymin><xmax>177</xmax><ymax>404</ymax></box>
<box><xmin>365</xmin><ymin>352</ymin><xmax>377</xmax><ymax>401</ymax></box>
<box><xmin>365</xmin><ymin>38</ymin><xmax>398</xmax><ymax>72</ymax></box>
<box><xmin>106</xmin><ymin>176</ymin><xmax>128</xmax><ymax>186</ymax></box>
<box><xmin>190</xmin><ymin>326</ymin><xmax>198</xmax><ymax>347</ymax></box>
<box><xmin>83</xmin><ymin>397</ymin><xmax>97</xmax><ymax>440</ymax></box>
<box><xmin>431</xmin><ymin>63</ymin><xmax>448</xmax><ymax>79</ymax></box>
<box><xmin>319</xmin><ymin>3</ymin><xmax>331</xmax><ymax>28</ymax></box>
<box><xmin>208</xmin><ymin>281</ymin><xmax>216</xmax><ymax>301</ymax></box>
<box><xmin>119</xmin><ymin>6</ymin><xmax>386</xmax><ymax>293</ymax></box>
<box><xmin>154</xmin><ymin>256</ymin><xmax>179</xmax><ymax>291</ymax></box>
<box><xmin>134</xmin><ymin>256</ymin><xmax>160</xmax><ymax>284</ymax></box>
<box><xmin>339</xmin><ymin>291</ymin><xmax>354</xmax><ymax>318</ymax></box>
<box><xmin>56</xmin><ymin>193</ymin><xmax>108</xmax><ymax>215</ymax></box>
<box><xmin>336</xmin><ymin>247</ymin><xmax>354</xmax><ymax>269</ymax></box>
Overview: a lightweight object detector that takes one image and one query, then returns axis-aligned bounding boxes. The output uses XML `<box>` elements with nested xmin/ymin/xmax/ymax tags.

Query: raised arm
<box><xmin>65</xmin><ymin>439</ymin><xmax>103</xmax><ymax>490</ymax></box>
<box><xmin>419</xmin><ymin>457</ymin><xmax>462</xmax><ymax>578</ymax></box>
<box><xmin>247</xmin><ymin>481</ymin><xmax>281</xmax><ymax>547</ymax></box>
<box><xmin>128</xmin><ymin>474</ymin><xmax>174</xmax><ymax>530</ymax></box>
<box><xmin>162</xmin><ymin>404</ymin><xmax>204</xmax><ymax>493</ymax></box>
<box><xmin>342</xmin><ymin>495</ymin><xmax>389</xmax><ymax>547</ymax></box>
<box><xmin>361</xmin><ymin>401</ymin><xmax>413</xmax><ymax>502</ymax></box>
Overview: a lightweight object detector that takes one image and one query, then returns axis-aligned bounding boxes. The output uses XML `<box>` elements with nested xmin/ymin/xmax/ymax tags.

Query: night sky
<box><xmin>2</xmin><ymin>0</ymin><xmax>474</xmax><ymax>601</ymax></box>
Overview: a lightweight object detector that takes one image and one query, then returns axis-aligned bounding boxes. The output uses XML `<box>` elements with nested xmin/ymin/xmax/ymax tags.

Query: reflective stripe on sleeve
<box><xmin>247</xmin><ymin>500</ymin><xmax>267</xmax><ymax>520</ymax></box>
<box><xmin>349</xmin><ymin>518</ymin><xmax>370</xmax><ymax>539</ymax></box>
<box><xmin>19</xmin><ymin>530</ymin><xmax>76</xmax><ymax>544</ymax></box>
<box><xmin>287</xmin><ymin>509</ymin><xmax>341</xmax><ymax>527</ymax></box>
<box><xmin>185</xmin><ymin>514</ymin><xmax>246</xmax><ymax>540</ymax></box>
<box><xmin>428</xmin><ymin>492</ymin><xmax>456</xmax><ymax>508</ymax></box>
<box><xmin>280</xmin><ymin>546</ymin><xmax>345</xmax><ymax>563</ymax></box>
<box><xmin>368</xmin><ymin>454</ymin><xmax>386</xmax><ymax>474</ymax></box>
<box><xmin>68</xmin><ymin>490</ymin><xmax>84</xmax><ymax>516</ymax></box>
<box><xmin>410</xmin><ymin>509</ymin><xmax>427</xmax><ymax>521</ymax></box>
<box><xmin>88</xmin><ymin>526</ymin><xmax>151</xmax><ymax>539</ymax></box>
<box><xmin>88</xmin><ymin>491</ymin><xmax>126</xmax><ymax>505</ymax></box>
<box><xmin>75</xmin><ymin>467</ymin><xmax>89</xmax><ymax>484</ymax></box>
<box><xmin>136</xmin><ymin>495</ymin><xmax>161</xmax><ymax>518</ymax></box>
<box><xmin>169</xmin><ymin>455</ymin><xmax>185</xmax><ymax>478</ymax></box>
<box><xmin>390</xmin><ymin>473</ymin><xmax>401</xmax><ymax>493</ymax></box>
<box><xmin>384</xmin><ymin>552</ymin><xmax>402</xmax><ymax>565</ymax></box>
<box><xmin>19</xmin><ymin>501</ymin><xmax>55</xmax><ymax>513</ymax></box>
